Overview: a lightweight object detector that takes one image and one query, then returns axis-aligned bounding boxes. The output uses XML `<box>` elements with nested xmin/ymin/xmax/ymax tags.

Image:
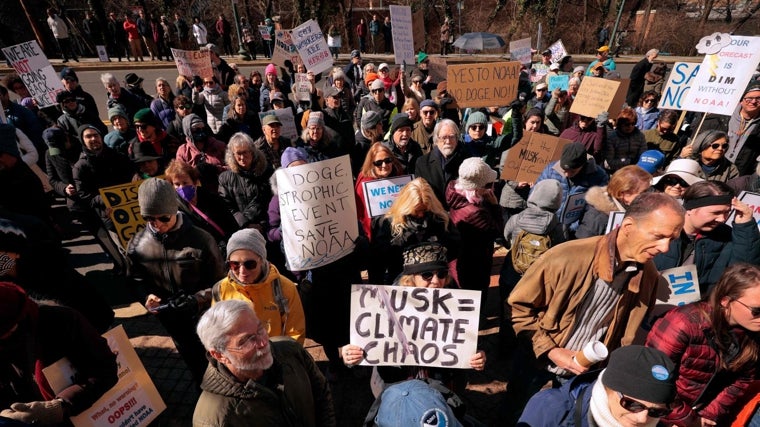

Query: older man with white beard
<box><xmin>383</xmin><ymin>113</ymin><xmax>422</xmax><ymax>175</ymax></box>
<box><xmin>193</xmin><ymin>300</ymin><xmax>336</xmax><ymax>427</ymax></box>
<box><xmin>414</xmin><ymin>118</ymin><xmax>470</xmax><ymax>207</ymax></box>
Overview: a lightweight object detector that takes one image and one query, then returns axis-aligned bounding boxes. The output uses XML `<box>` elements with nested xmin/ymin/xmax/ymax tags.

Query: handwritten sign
<box><xmin>426</xmin><ymin>56</ymin><xmax>448</xmax><ymax>84</ymax></box>
<box><xmin>96</xmin><ymin>45</ymin><xmax>109</xmax><ymax>62</ymax></box>
<box><xmin>389</xmin><ymin>5</ymin><xmax>414</xmax><ymax>65</ymax></box>
<box><xmin>447</xmin><ymin>61</ymin><xmax>520</xmax><ymax>108</ymax></box>
<box><xmin>548</xmin><ymin>74</ymin><xmax>569</xmax><ymax>91</ymax></box>
<box><xmin>569</xmin><ymin>76</ymin><xmax>623</xmax><ymax>119</ymax></box>
<box><xmin>547</xmin><ymin>39</ymin><xmax>567</xmax><ymax>64</ymax></box>
<box><xmin>349</xmin><ymin>285</ymin><xmax>481</xmax><ymax>369</ymax></box>
<box><xmin>605</xmin><ymin>211</ymin><xmax>625</xmax><ymax>234</ymax></box>
<box><xmin>45</xmin><ymin>326</ymin><xmax>166</xmax><ymax>427</ymax></box>
<box><xmin>258</xmin><ymin>25</ymin><xmax>271</xmax><ymax>41</ymax></box>
<box><xmin>1</xmin><ymin>40</ymin><xmax>65</xmax><ymax>108</ymax></box>
<box><xmin>170</xmin><ymin>48</ymin><xmax>212</xmax><ymax>79</ymax></box>
<box><xmin>273</xmin><ymin>29</ymin><xmax>301</xmax><ymax>69</ymax></box>
<box><xmin>681</xmin><ymin>36</ymin><xmax>760</xmax><ymax>117</ymax></box>
<box><xmin>563</xmin><ymin>192</ymin><xmax>587</xmax><ymax>225</ymax></box>
<box><xmin>659</xmin><ymin>62</ymin><xmax>700</xmax><ymax>110</ymax></box>
<box><xmin>260</xmin><ymin>108</ymin><xmax>298</xmax><ymax>143</ymax></box>
<box><xmin>276</xmin><ymin>156</ymin><xmax>358</xmax><ymax>270</ymax></box>
<box><xmin>291</xmin><ymin>19</ymin><xmax>333</xmax><ymax>75</ymax></box>
<box><xmin>634</xmin><ymin>265</ymin><xmax>701</xmax><ymax>344</ymax></box>
<box><xmin>509</xmin><ymin>37</ymin><xmax>532</xmax><ymax>64</ymax></box>
<box><xmin>99</xmin><ymin>181</ymin><xmax>145</xmax><ymax>248</ymax></box>
<box><xmin>501</xmin><ymin>131</ymin><xmax>572</xmax><ymax>182</ymax></box>
<box><xmin>293</xmin><ymin>73</ymin><xmax>312</xmax><ymax>102</ymax></box>
<box><xmin>362</xmin><ymin>175</ymin><xmax>414</xmax><ymax>218</ymax></box>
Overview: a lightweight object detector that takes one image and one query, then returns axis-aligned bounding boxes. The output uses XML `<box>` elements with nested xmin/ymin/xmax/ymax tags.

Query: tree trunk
<box><xmin>731</xmin><ymin>0</ymin><xmax>760</xmax><ymax>32</ymax></box>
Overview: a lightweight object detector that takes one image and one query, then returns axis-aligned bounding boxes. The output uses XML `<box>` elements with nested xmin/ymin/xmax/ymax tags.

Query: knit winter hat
<box><xmin>365</xmin><ymin>72</ymin><xmax>379</xmax><ymax>86</ymax></box>
<box><xmin>0</xmin><ymin>282</ymin><xmax>32</xmax><ymax>337</ymax></box>
<box><xmin>133</xmin><ymin>108</ymin><xmax>159</xmax><ymax>128</ymax></box>
<box><xmin>265</xmin><ymin>63</ymin><xmax>277</xmax><ymax>76</ymax></box>
<box><xmin>420</xmin><ymin>99</ymin><xmax>439</xmax><ymax>110</ymax></box>
<box><xmin>138</xmin><ymin>178</ymin><xmax>179</xmax><ymax>217</ymax></box>
<box><xmin>281</xmin><ymin>147</ymin><xmax>308</xmax><ymax>168</ymax></box>
<box><xmin>361</xmin><ymin>111</ymin><xmax>383</xmax><ymax>130</ymax></box>
<box><xmin>370</xmin><ymin>79</ymin><xmax>385</xmax><ymax>91</ymax></box>
<box><xmin>602</xmin><ymin>345</ymin><xmax>676</xmax><ymax>404</ymax></box>
<box><xmin>466</xmin><ymin>112</ymin><xmax>488</xmax><ymax>129</ymax></box>
<box><xmin>42</xmin><ymin>127</ymin><xmax>67</xmax><ymax>156</ymax></box>
<box><xmin>389</xmin><ymin>113</ymin><xmax>414</xmax><ymax>137</ymax></box>
<box><xmin>307</xmin><ymin>111</ymin><xmax>324</xmax><ymax>127</ymax></box>
<box><xmin>226</xmin><ymin>228</ymin><xmax>267</xmax><ymax>261</ymax></box>
<box><xmin>402</xmin><ymin>243</ymin><xmax>448</xmax><ymax>275</ymax></box>
<box><xmin>560</xmin><ymin>142</ymin><xmax>588</xmax><ymax>170</ymax></box>
<box><xmin>455</xmin><ymin>157</ymin><xmax>497</xmax><ymax>191</ymax></box>
<box><xmin>182</xmin><ymin>114</ymin><xmax>205</xmax><ymax>139</ymax></box>
<box><xmin>0</xmin><ymin>124</ymin><xmax>20</xmax><ymax>158</ymax></box>
<box><xmin>108</xmin><ymin>105</ymin><xmax>129</xmax><ymax>122</ymax></box>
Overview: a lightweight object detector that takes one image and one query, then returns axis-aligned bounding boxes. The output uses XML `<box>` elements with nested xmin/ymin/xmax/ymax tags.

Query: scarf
<box><xmin>589</xmin><ymin>371</ymin><xmax>625</xmax><ymax>427</ymax></box>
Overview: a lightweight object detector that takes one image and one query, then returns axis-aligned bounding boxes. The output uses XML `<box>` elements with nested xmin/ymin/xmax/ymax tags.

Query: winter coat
<box><xmin>57</xmin><ymin>105</ymin><xmax>108</xmax><ymax>144</ymax></box>
<box><xmin>70</xmin><ymin>86</ymin><xmax>100</xmax><ymax>120</ymax></box>
<box><xmin>518</xmin><ymin>370</ymin><xmax>596</xmax><ymax>426</ymax></box>
<box><xmin>694</xmin><ymin>158</ymin><xmax>740</xmax><ymax>183</ymax></box>
<box><xmin>72</xmin><ymin>147</ymin><xmax>134</xmax><ymax>219</ymax></box>
<box><xmin>107</xmin><ymin>88</ymin><xmax>147</xmax><ymax>120</ymax></box>
<box><xmin>383</xmin><ymin>138</ymin><xmax>422</xmax><ymax>175</ymax></box>
<box><xmin>355</xmin><ymin>96</ymin><xmax>395</xmax><ymax>132</ymax></box>
<box><xmin>104</xmin><ymin>128</ymin><xmax>136</xmax><ymax>155</ymax></box>
<box><xmin>727</xmin><ymin>171</ymin><xmax>760</xmax><ymax>195</ymax></box>
<box><xmin>635</xmin><ymin>106</ymin><xmax>659</xmax><ymax>131</ymax></box>
<box><xmin>463</xmin><ymin>134</ymin><xmax>506</xmax><ymax>170</ymax></box>
<box><xmin>604</xmin><ymin>127</ymin><xmax>647</xmax><ymax>172</ymax></box>
<box><xmin>727</xmin><ymin>103</ymin><xmax>760</xmax><ymax>176</ymax></box>
<box><xmin>254</xmin><ymin>135</ymin><xmax>290</xmax><ymax>170</ymax></box>
<box><xmin>259</xmin><ymin>80</ymin><xmax>292</xmax><ymax>112</ymax></box>
<box><xmin>627</xmin><ymin>57</ymin><xmax>652</xmax><ymax>107</ymax></box>
<box><xmin>218</xmin><ymin>156</ymin><xmax>274</xmax><ymax>228</ymax></box>
<box><xmin>646</xmin><ymin>302</ymin><xmax>757</xmax><ymax>425</ymax></box>
<box><xmin>180</xmin><ymin>186</ymin><xmax>239</xmax><ymax>242</ymax></box>
<box><xmin>574</xmin><ymin>185</ymin><xmax>624</xmax><ymax>239</ymax></box>
<box><xmin>175</xmin><ymin>137</ymin><xmax>227</xmax><ymax>174</ymax></box>
<box><xmin>503</xmin><ymin>180</ymin><xmax>566</xmax><ymax>246</ymax></box>
<box><xmin>414</xmin><ymin>145</ymin><xmax>471</xmax><ymax>208</ymax></box>
<box><xmin>643</xmin><ymin>128</ymin><xmax>681</xmax><ymax>163</ymax></box>
<box><xmin>654</xmin><ymin>221</ymin><xmax>760</xmax><ymax>294</ymax></box>
<box><xmin>560</xmin><ymin>121</ymin><xmax>605</xmax><ymax>159</ymax></box>
<box><xmin>151</xmin><ymin>96</ymin><xmax>176</xmax><ymax>129</ymax></box>
<box><xmin>192</xmin><ymin>339</ymin><xmax>336</xmax><ymax>427</ymax></box>
<box><xmin>193</xmin><ymin>86</ymin><xmax>229</xmax><ymax>134</ymax></box>
<box><xmin>212</xmin><ymin>264</ymin><xmax>305</xmax><ymax>344</ymax></box>
<box><xmin>544</xmin><ymin>97</ymin><xmax>571</xmax><ymax>136</ymax></box>
<box><xmin>45</xmin><ymin>142</ymin><xmax>82</xmax><ymax>210</ymax></box>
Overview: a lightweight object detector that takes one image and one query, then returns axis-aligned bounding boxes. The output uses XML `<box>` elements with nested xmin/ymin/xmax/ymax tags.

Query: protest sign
<box><xmin>1</xmin><ymin>40</ymin><xmax>65</xmax><ymax>108</ymax></box>
<box><xmin>728</xmin><ymin>191</ymin><xmax>760</xmax><ymax>231</ymax></box>
<box><xmin>293</xmin><ymin>73</ymin><xmax>312</xmax><ymax>102</ymax></box>
<box><xmin>171</xmin><ymin>48</ymin><xmax>212</xmax><ymax>79</ymax></box>
<box><xmin>258</xmin><ymin>25</ymin><xmax>271</xmax><ymax>41</ymax></box>
<box><xmin>96</xmin><ymin>45</ymin><xmax>109</xmax><ymax>62</ymax></box>
<box><xmin>276</xmin><ymin>156</ymin><xmax>358</xmax><ymax>270</ymax></box>
<box><xmin>681</xmin><ymin>36</ymin><xmax>760</xmax><ymax>117</ymax></box>
<box><xmin>563</xmin><ymin>192</ymin><xmax>587</xmax><ymax>225</ymax></box>
<box><xmin>291</xmin><ymin>19</ymin><xmax>333</xmax><ymax>74</ymax></box>
<box><xmin>509</xmin><ymin>37</ymin><xmax>532</xmax><ymax>64</ymax></box>
<box><xmin>44</xmin><ymin>325</ymin><xmax>166</xmax><ymax>427</ymax></box>
<box><xmin>273</xmin><ymin>30</ymin><xmax>301</xmax><ymax>69</ymax></box>
<box><xmin>547</xmin><ymin>39</ymin><xmax>567</xmax><ymax>64</ymax></box>
<box><xmin>413</xmin><ymin>9</ymin><xmax>426</xmax><ymax>53</ymax></box>
<box><xmin>362</xmin><ymin>175</ymin><xmax>414</xmax><ymax>218</ymax></box>
<box><xmin>569</xmin><ymin>76</ymin><xmax>622</xmax><ymax>119</ymax></box>
<box><xmin>99</xmin><ymin>181</ymin><xmax>145</xmax><ymax>248</ymax></box>
<box><xmin>635</xmin><ymin>265</ymin><xmax>701</xmax><ymax>344</ymax></box>
<box><xmin>426</xmin><ymin>56</ymin><xmax>448</xmax><ymax>83</ymax></box>
<box><xmin>447</xmin><ymin>61</ymin><xmax>520</xmax><ymax>108</ymax></box>
<box><xmin>501</xmin><ymin>131</ymin><xmax>572</xmax><ymax>182</ymax></box>
<box><xmin>658</xmin><ymin>62</ymin><xmax>700</xmax><ymax>110</ymax></box>
<box><xmin>548</xmin><ymin>74</ymin><xmax>569</xmax><ymax>91</ymax></box>
<box><xmin>260</xmin><ymin>109</ymin><xmax>298</xmax><ymax>142</ymax></box>
<box><xmin>389</xmin><ymin>5</ymin><xmax>415</xmax><ymax>65</ymax></box>
<box><xmin>605</xmin><ymin>211</ymin><xmax>625</xmax><ymax>234</ymax></box>
<box><xmin>349</xmin><ymin>285</ymin><xmax>481</xmax><ymax>369</ymax></box>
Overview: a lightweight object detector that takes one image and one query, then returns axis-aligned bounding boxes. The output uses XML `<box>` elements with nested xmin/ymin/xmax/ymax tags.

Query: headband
<box><xmin>683</xmin><ymin>194</ymin><xmax>733</xmax><ymax>210</ymax></box>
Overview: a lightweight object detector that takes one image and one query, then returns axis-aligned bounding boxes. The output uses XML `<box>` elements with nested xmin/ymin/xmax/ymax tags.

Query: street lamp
<box><xmin>231</xmin><ymin>0</ymin><xmax>250</xmax><ymax>60</ymax></box>
<box><xmin>457</xmin><ymin>1</ymin><xmax>463</xmax><ymax>36</ymax></box>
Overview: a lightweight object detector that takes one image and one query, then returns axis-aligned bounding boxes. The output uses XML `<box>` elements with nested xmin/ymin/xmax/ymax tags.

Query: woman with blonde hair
<box><xmin>401</xmin><ymin>97</ymin><xmax>420</xmax><ymax>122</ymax></box>
<box><xmin>369</xmin><ymin>177</ymin><xmax>460</xmax><ymax>284</ymax></box>
<box><xmin>355</xmin><ymin>143</ymin><xmax>404</xmax><ymax>238</ymax></box>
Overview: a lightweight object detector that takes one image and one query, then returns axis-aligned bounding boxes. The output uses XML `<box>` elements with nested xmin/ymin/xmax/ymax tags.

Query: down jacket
<box><xmin>218</xmin><ymin>151</ymin><xmax>274</xmax><ymax>228</ymax></box>
<box><xmin>193</xmin><ymin>86</ymin><xmax>230</xmax><ymax>134</ymax></box>
<box><xmin>646</xmin><ymin>302</ymin><xmax>756</xmax><ymax>425</ymax></box>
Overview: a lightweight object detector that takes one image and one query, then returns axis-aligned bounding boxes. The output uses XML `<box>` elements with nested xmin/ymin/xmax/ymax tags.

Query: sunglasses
<box><xmin>734</xmin><ymin>299</ymin><xmax>760</xmax><ymax>318</ymax></box>
<box><xmin>177</xmin><ymin>104</ymin><xmax>193</xmax><ymax>110</ymax></box>
<box><xmin>661</xmin><ymin>176</ymin><xmax>689</xmax><ymax>188</ymax></box>
<box><xmin>228</xmin><ymin>259</ymin><xmax>258</xmax><ymax>271</ymax></box>
<box><xmin>420</xmin><ymin>269</ymin><xmax>449</xmax><ymax>281</ymax></box>
<box><xmin>643</xmin><ymin>98</ymin><xmax>657</xmax><ymax>104</ymax></box>
<box><xmin>617</xmin><ymin>393</ymin><xmax>671</xmax><ymax>418</ymax></box>
<box><xmin>373</xmin><ymin>158</ymin><xmax>393</xmax><ymax>167</ymax></box>
<box><xmin>421</xmin><ymin>110</ymin><xmax>437</xmax><ymax>115</ymax></box>
<box><xmin>371</xmin><ymin>89</ymin><xmax>384</xmax><ymax>94</ymax></box>
<box><xmin>470</xmin><ymin>124</ymin><xmax>485</xmax><ymax>131</ymax></box>
<box><xmin>135</xmin><ymin>123</ymin><xmax>152</xmax><ymax>130</ymax></box>
<box><xmin>142</xmin><ymin>215</ymin><xmax>172</xmax><ymax>223</ymax></box>
<box><xmin>709</xmin><ymin>143</ymin><xmax>729</xmax><ymax>150</ymax></box>
<box><xmin>203</xmin><ymin>81</ymin><xmax>215</xmax><ymax>85</ymax></box>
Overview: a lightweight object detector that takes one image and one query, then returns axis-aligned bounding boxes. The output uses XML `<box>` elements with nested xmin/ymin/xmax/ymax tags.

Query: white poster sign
<box><xmin>291</xmin><ymin>19</ymin><xmax>333</xmax><ymax>75</ymax></box>
<box><xmin>362</xmin><ymin>175</ymin><xmax>414</xmax><ymax>218</ymax></box>
<box><xmin>273</xmin><ymin>29</ymin><xmax>301</xmax><ymax>69</ymax></box>
<box><xmin>293</xmin><ymin>73</ymin><xmax>312</xmax><ymax>102</ymax></box>
<box><xmin>1</xmin><ymin>40</ymin><xmax>65</xmax><ymax>108</ymax></box>
<box><xmin>258</xmin><ymin>25</ymin><xmax>271</xmax><ymax>41</ymax></box>
<box><xmin>509</xmin><ymin>37</ymin><xmax>532</xmax><ymax>64</ymax></box>
<box><xmin>604</xmin><ymin>211</ymin><xmax>625</xmax><ymax>234</ymax></box>
<box><xmin>258</xmin><ymin>109</ymin><xmax>298</xmax><ymax>143</ymax></box>
<box><xmin>349</xmin><ymin>285</ymin><xmax>481</xmax><ymax>369</ymax></box>
<box><xmin>562</xmin><ymin>192</ymin><xmax>586</xmax><ymax>224</ymax></box>
<box><xmin>276</xmin><ymin>156</ymin><xmax>358</xmax><ymax>270</ymax></box>
<box><xmin>729</xmin><ymin>191</ymin><xmax>760</xmax><ymax>231</ymax></box>
<box><xmin>548</xmin><ymin>39</ymin><xmax>567</xmax><ymax>64</ymax></box>
<box><xmin>658</xmin><ymin>62</ymin><xmax>700</xmax><ymax>110</ymax></box>
<box><xmin>389</xmin><ymin>5</ymin><xmax>415</xmax><ymax>65</ymax></box>
<box><xmin>170</xmin><ymin>48</ymin><xmax>212</xmax><ymax>79</ymax></box>
<box><xmin>634</xmin><ymin>265</ymin><xmax>701</xmax><ymax>344</ymax></box>
<box><xmin>96</xmin><ymin>45</ymin><xmax>109</xmax><ymax>62</ymax></box>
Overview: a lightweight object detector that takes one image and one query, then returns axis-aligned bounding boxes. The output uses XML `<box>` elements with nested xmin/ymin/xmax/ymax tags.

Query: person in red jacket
<box><xmin>356</xmin><ymin>18</ymin><xmax>368</xmax><ymax>54</ymax></box>
<box><xmin>123</xmin><ymin>13</ymin><xmax>144</xmax><ymax>61</ymax></box>
<box><xmin>646</xmin><ymin>263</ymin><xmax>760</xmax><ymax>426</ymax></box>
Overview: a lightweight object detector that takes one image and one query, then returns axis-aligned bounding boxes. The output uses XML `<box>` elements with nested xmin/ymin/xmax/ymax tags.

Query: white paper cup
<box><xmin>574</xmin><ymin>341</ymin><xmax>608</xmax><ymax>368</ymax></box>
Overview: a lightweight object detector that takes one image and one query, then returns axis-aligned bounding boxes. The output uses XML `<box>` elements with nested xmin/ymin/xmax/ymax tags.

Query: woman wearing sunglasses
<box><xmin>646</xmin><ymin>263</ymin><xmax>760</xmax><ymax>426</ymax></box>
<box><xmin>604</xmin><ymin>107</ymin><xmax>647</xmax><ymax>174</ymax></box>
<box><xmin>355</xmin><ymin>143</ymin><xmax>404</xmax><ymax>239</ymax></box>
<box><xmin>634</xmin><ymin>90</ymin><xmax>660</xmax><ymax>131</ymax></box>
<box><xmin>652</xmin><ymin>158</ymin><xmax>704</xmax><ymax>200</ymax></box>
<box><xmin>681</xmin><ymin>130</ymin><xmax>739</xmax><ymax>183</ymax></box>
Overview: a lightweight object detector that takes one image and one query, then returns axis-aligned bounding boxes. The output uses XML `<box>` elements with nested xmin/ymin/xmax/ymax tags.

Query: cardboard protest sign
<box><xmin>349</xmin><ymin>285</ymin><xmax>481</xmax><ymax>369</ymax></box>
<box><xmin>562</xmin><ymin>192</ymin><xmax>587</xmax><ymax>225</ymax></box>
<box><xmin>389</xmin><ymin>5</ymin><xmax>415</xmax><ymax>65</ymax></box>
<box><xmin>447</xmin><ymin>61</ymin><xmax>520</xmax><ymax>108</ymax></box>
<box><xmin>501</xmin><ymin>131</ymin><xmax>572</xmax><ymax>182</ymax></box>
<box><xmin>44</xmin><ymin>326</ymin><xmax>166</xmax><ymax>427</ymax></box>
<box><xmin>362</xmin><ymin>175</ymin><xmax>414</xmax><ymax>218</ymax></box>
<box><xmin>426</xmin><ymin>56</ymin><xmax>448</xmax><ymax>83</ymax></box>
<box><xmin>509</xmin><ymin>37</ymin><xmax>532</xmax><ymax>64</ymax></box>
<box><xmin>273</xmin><ymin>30</ymin><xmax>301</xmax><ymax>69</ymax></box>
<box><xmin>96</xmin><ymin>45</ymin><xmax>109</xmax><ymax>62</ymax></box>
<box><xmin>634</xmin><ymin>265</ymin><xmax>701</xmax><ymax>344</ymax></box>
<box><xmin>99</xmin><ymin>181</ymin><xmax>145</xmax><ymax>248</ymax></box>
<box><xmin>276</xmin><ymin>156</ymin><xmax>358</xmax><ymax>270</ymax></box>
<box><xmin>412</xmin><ymin>9</ymin><xmax>426</xmax><ymax>54</ymax></box>
<box><xmin>1</xmin><ymin>40</ymin><xmax>65</xmax><ymax>108</ymax></box>
<box><xmin>605</xmin><ymin>211</ymin><xmax>625</xmax><ymax>234</ymax></box>
<box><xmin>291</xmin><ymin>19</ymin><xmax>333</xmax><ymax>75</ymax></box>
<box><xmin>293</xmin><ymin>73</ymin><xmax>312</xmax><ymax>102</ymax></box>
<box><xmin>681</xmin><ymin>35</ymin><xmax>760</xmax><ymax>117</ymax></box>
<box><xmin>259</xmin><ymin>109</ymin><xmax>298</xmax><ymax>142</ymax></box>
<box><xmin>548</xmin><ymin>74</ymin><xmax>569</xmax><ymax>91</ymax></box>
<box><xmin>548</xmin><ymin>39</ymin><xmax>567</xmax><ymax>64</ymax></box>
<box><xmin>658</xmin><ymin>62</ymin><xmax>700</xmax><ymax>110</ymax></box>
<box><xmin>728</xmin><ymin>191</ymin><xmax>760</xmax><ymax>231</ymax></box>
<box><xmin>171</xmin><ymin>48</ymin><xmax>212</xmax><ymax>79</ymax></box>
<box><xmin>569</xmin><ymin>76</ymin><xmax>623</xmax><ymax>119</ymax></box>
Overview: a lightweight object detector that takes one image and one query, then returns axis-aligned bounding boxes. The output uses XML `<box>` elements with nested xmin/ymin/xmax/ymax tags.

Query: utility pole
<box><xmin>232</xmin><ymin>0</ymin><xmax>250</xmax><ymax>60</ymax></box>
<box><xmin>610</xmin><ymin>0</ymin><xmax>625</xmax><ymax>51</ymax></box>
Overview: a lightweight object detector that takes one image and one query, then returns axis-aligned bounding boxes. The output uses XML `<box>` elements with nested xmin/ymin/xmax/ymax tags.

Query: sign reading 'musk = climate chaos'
<box><xmin>1</xmin><ymin>40</ymin><xmax>65</xmax><ymax>108</ymax></box>
<box><xmin>447</xmin><ymin>61</ymin><xmax>520</xmax><ymax>108</ymax></box>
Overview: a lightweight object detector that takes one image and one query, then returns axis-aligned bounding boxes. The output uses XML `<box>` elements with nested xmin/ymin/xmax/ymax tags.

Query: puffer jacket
<box><xmin>72</xmin><ymin>146</ymin><xmax>135</xmax><ymax>217</ymax></box>
<box><xmin>574</xmin><ymin>185</ymin><xmax>624</xmax><ymax>239</ymax></box>
<box><xmin>193</xmin><ymin>86</ymin><xmax>229</xmax><ymax>134</ymax></box>
<box><xmin>127</xmin><ymin>212</ymin><xmax>225</xmax><ymax>298</ymax></box>
<box><xmin>646</xmin><ymin>302</ymin><xmax>756</xmax><ymax>425</ymax></box>
<box><xmin>654</xmin><ymin>221</ymin><xmax>760</xmax><ymax>294</ymax></box>
<box><xmin>604</xmin><ymin>127</ymin><xmax>647</xmax><ymax>172</ymax></box>
<box><xmin>503</xmin><ymin>179</ymin><xmax>566</xmax><ymax>247</ymax></box>
<box><xmin>218</xmin><ymin>153</ymin><xmax>274</xmax><ymax>228</ymax></box>
<box><xmin>56</xmin><ymin>105</ymin><xmax>108</xmax><ymax>143</ymax></box>
<box><xmin>192</xmin><ymin>339</ymin><xmax>336</xmax><ymax>427</ymax></box>
<box><xmin>151</xmin><ymin>95</ymin><xmax>176</xmax><ymax>129</ymax></box>
<box><xmin>45</xmin><ymin>141</ymin><xmax>82</xmax><ymax>210</ymax></box>
<box><xmin>560</xmin><ymin>121</ymin><xmax>605</xmax><ymax>159</ymax></box>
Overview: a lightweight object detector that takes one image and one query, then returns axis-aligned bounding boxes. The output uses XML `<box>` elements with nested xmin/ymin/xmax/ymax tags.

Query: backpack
<box><xmin>511</xmin><ymin>229</ymin><xmax>552</xmax><ymax>275</ymax></box>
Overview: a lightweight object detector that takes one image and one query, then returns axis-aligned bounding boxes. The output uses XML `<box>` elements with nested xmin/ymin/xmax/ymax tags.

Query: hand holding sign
<box><xmin>732</xmin><ymin>197</ymin><xmax>753</xmax><ymax>224</ymax></box>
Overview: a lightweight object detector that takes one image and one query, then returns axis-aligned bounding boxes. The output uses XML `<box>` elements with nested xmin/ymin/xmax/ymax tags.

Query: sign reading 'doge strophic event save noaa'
<box><xmin>276</xmin><ymin>156</ymin><xmax>357</xmax><ymax>270</ymax></box>
<box><xmin>447</xmin><ymin>61</ymin><xmax>520</xmax><ymax>108</ymax></box>
<box><xmin>291</xmin><ymin>19</ymin><xmax>333</xmax><ymax>75</ymax></box>
<box><xmin>350</xmin><ymin>285</ymin><xmax>481</xmax><ymax>369</ymax></box>
<box><xmin>658</xmin><ymin>62</ymin><xmax>700</xmax><ymax>110</ymax></box>
<box><xmin>2</xmin><ymin>41</ymin><xmax>65</xmax><ymax>108</ymax></box>
<box><xmin>389</xmin><ymin>5</ymin><xmax>415</xmax><ymax>65</ymax></box>
<box><xmin>362</xmin><ymin>175</ymin><xmax>414</xmax><ymax>218</ymax></box>
<box><xmin>171</xmin><ymin>48</ymin><xmax>212</xmax><ymax>79</ymax></box>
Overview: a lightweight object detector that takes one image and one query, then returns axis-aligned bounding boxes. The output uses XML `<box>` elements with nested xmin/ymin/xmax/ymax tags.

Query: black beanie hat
<box><xmin>602</xmin><ymin>345</ymin><xmax>677</xmax><ymax>404</ymax></box>
<box><xmin>389</xmin><ymin>113</ymin><xmax>414</xmax><ymax>137</ymax></box>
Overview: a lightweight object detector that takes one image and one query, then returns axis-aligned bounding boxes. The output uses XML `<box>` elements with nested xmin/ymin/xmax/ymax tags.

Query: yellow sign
<box><xmin>447</xmin><ymin>61</ymin><xmax>520</xmax><ymax>108</ymax></box>
<box><xmin>501</xmin><ymin>131</ymin><xmax>573</xmax><ymax>183</ymax></box>
<box><xmin>99</xmin><ymin>180</ymin><xmax>145</xmax><ymax>248</ymax></box>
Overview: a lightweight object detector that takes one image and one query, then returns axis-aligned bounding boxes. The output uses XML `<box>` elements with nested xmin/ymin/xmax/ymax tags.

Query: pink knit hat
<box><xmin>265</xmin><ymin>64</ymin><xmax>277</xmax><ymax>76</ymax></box>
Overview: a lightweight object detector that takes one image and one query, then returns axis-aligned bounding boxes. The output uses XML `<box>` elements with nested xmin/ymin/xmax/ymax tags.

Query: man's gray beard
<box><xmin>440</xmin><ymin>146</ymin><xmax>455</xmax><ymax>157</ymax></box>
<box><xmin>230</xmin><ymin>347</ymin><xmax>274</xmax><ymax>372</ymax></box>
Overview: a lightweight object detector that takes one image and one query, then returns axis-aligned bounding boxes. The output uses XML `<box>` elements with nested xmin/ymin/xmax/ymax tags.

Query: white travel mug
<box><xmin>574</xmin><ymin>341</ymin><xmax>608</xmax><ymax>368</ymax></box>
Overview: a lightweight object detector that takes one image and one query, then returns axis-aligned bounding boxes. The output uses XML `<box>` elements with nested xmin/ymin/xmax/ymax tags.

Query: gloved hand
<box><xmin>0</xmin><ymin>400</ymin><xmax>64</xmax><ymax>425</ymax></box>
<box><xmin>596</xmin><ymin>111</ymin><xmax>609</xmax><ymax>128</ymax></box>
<box><xmin>510</xmin><ymin>99</ymin><xmax>524</xmax><ymax>117</ymax></box>
<box><xmin>192</xmin><ymin>75</ymin><xmax>203</xmax><ymax>89</ymax></box>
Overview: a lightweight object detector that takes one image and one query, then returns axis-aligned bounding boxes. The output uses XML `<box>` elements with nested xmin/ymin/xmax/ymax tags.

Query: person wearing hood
<box><xmin>176</xmin><ymin>113</ymin><xmax>227</xmax><ymax>190</ymax></box>
<box><xmin>575</xmin><ymin>165</ymin><xmax>652</xmax><ymax>239</ymax></box>
<box><xmin>55</xmin><ymin>91</ymin><xmax>107</xmax><ymax>145</ymax></box>
<box><xmin>104</xmin><ymin>105</ymin><xmax>135</xmax><ymax>154</ymax></box>
<box><xmin>44</xmin><ymin>127</ymin><xmax>82</xmax><ymax>211</ymax></box>
<box><xmin>192</xmin><ymin>76</ymin><xmax>229</xmax><ymax>134</ymax></box>
<box><xmin>127</xmin><ymin>178</ymin><xmax>224</xmax><ymax>385</ymax></box>
<box><xmin>680</xmin><ymin>129</ymin><xmax>739</xmax><ymax>183</ymax></box>
<box><xmin>383</xmin><ymin>113</ymin><xmax>422</xmax><ymax>175</ymax></box>
<box><xmin>130</xmin><ymin>108</ymin><xmax>180</xmax><ymax>165</ymax></box>
<box><xmin>60</xmin><ymin>67</ymin><xmax>100</xmax><ymax>119</ymax></box>
<box><xmin>462</xmin><ymin>111</ymin><xmax>502</xmax><ymax>170</ymax></box>
<box><xmin>559</xmin><ymin>112</ymin><xmax>607</xmax><ymax>161</ymax></box>
<box><xmin>353</xmin><ymin>110</ymin><xmax>385</xmax><ymax>175</ymax></box>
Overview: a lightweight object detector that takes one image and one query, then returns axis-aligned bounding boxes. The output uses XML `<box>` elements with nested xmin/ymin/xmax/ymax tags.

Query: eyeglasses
<box><xmin>617</xmin><ymin>393</ymin><xmax>671</xmax><ymax>418</ymax></box>
<box><xmin>371</xmin><ymin>89</ymin><xmax>384</xmax><ymax>94</ymax></box>
<box><xmin>203</xmin><ymin>80</ymin><xmax>215</xmax><ymax>85</ymax></box>
<box><xmin>178</xmin><ymin>104</ymin><xmax>193</xmax><ymax>110</ymax></box>
<box><xmin>412</xmin><ymin>80</ymin><xmax>423</xmax><ymax>84</ymax></box>
<box><xmin>439</xmin><ymin>135</ymin><xmax>458</xmax><ymax>141</ymax></box>
<box><xmin>373</xmin><ymin>158</ymin><xmax>393</xmax><ymax>167</ymax></box>
<box><xmin>709</xmin><ymin>143</ymin><xmax>729</xmax><ymax>150</ymax></box>
<box><xmin>135</xmin><ymin>123</ymin><xmax>152</xmax><ymax>130</ymax></box>
<box><xmin>420</xmin><ymin>269</ymin><xmax>449</xmax><ymax>281</ymax></box>
<box><xmin>643</xmin><ymin>98</ymin><xmax>657</xmax><ymax>104</ymax></box>
<box><xmin>421</xmin><ymin>110</ymin><xmax>437</xmax><ymax>116</ymax></box>
<box><xmin>734</xmin><ymin>299</ymin><xmax>760</xmax><ymax>318</ymax></box>
<box><xmin>470</xmin><ymin>124</ymin><xmax>485</xmax><ymax>131</ymax></box>
<box><xmin>226</xmin><ymin>323</ymin><xmax>267</xmax><ymax>352</ymax></box>
<box><xmin>661</xmin><ymin>176</ymin><xmax>689</xmax><ymax>188</ymax></box>
<box><xmin>228</xmin><ymin>259</ymin><xmax>258</xmax><ymax>271</ymax></box>
<box><xmin>142</xmin><ymin>215</ymin><xmax>172</xmax><ymax>223</ymax></box>
<box><xmin>743</xmin><ymin>96</ymin><xmax>760</xmax><ymax>103</ymax></box>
